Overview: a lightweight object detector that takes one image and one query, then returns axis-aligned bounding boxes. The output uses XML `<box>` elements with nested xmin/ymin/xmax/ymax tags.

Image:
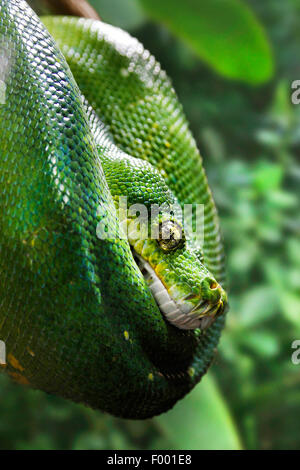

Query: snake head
<box><xmin>128</xmin><ymin>211</ymin><xmax>228</xmax><ymax>331</ymax></box>
<box><xmin>104</xmin><ymin>156</ymin><xmax>228</xmax><ymax>332</ymax></box>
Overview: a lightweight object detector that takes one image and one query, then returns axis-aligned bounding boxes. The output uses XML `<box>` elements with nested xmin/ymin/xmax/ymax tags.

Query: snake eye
<box><xmin>158</xmin><ymin>220</ymin><xmax>184</xmax><ymax>252</ymax></box>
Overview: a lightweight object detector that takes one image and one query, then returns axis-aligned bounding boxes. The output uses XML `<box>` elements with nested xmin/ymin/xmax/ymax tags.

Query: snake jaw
<box><xmin>133</xmin><ymin>251</ymin><xmax>225</xmax><ymax>331</ymax></box>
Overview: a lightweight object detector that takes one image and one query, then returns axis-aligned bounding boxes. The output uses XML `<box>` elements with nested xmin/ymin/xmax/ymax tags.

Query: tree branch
<box><xmin>43</xmin><ymin>0</ymin><xmax>101</xmax><ymax>20</ymax></box>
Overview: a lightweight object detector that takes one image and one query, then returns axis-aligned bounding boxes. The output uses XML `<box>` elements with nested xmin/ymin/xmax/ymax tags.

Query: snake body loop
<box><xmin>0</xmin><ymin>0</ymin><xmax>228</xmax><ymax>419</ymax></box>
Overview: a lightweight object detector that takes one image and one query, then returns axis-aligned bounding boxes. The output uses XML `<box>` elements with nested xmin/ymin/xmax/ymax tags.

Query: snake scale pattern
<box><xmin>0</xmin><ymin>0</ymin><xmax>228</xmax><ymax>419</ymax></box>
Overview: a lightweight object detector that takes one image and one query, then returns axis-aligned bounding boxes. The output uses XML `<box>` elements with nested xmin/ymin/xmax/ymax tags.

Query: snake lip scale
<box><xmin>133</xmin><ymin>251</ymin><xmax>224</xmax><ymax>330</ymax></box>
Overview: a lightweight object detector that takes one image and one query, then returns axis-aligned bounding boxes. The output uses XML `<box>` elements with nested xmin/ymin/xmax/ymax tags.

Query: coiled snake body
<box><xmin>0</xmin><ymin>0</ymin><xmax>228</xmax><ymax>419</ymax></box>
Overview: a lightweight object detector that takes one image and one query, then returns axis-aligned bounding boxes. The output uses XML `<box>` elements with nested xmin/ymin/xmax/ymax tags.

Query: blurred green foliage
<box><xmin>1</xmin><ymin>0</ymin><xmax>299</xmax><ymax>450</ymax></box>
<box><xmin>139</xmin><ymin>0</ymin><xmax>274</xmax><ymax>84</ymax></box>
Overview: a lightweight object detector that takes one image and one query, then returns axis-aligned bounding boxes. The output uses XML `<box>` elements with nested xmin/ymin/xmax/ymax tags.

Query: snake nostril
<box><xmin>200</xmin><ymin>277</ymin><xmax>222</xmax><ymax>302</ymax></box>
<box><xmin>206</xmin><ymin>278</ymin><xmax>218</xmax><ymax>290</ymax></box>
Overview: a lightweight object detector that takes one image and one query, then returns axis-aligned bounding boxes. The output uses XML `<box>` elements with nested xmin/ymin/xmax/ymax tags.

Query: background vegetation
<box><xmin>0</xmin><ymin>0</ymin><xmax>299</xmax><ymax>450</ymax></box>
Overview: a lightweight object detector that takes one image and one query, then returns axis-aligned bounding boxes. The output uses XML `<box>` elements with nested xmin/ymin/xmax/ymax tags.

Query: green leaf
<box><xmin>73</xmin><ymin>432</ymin><xmax>107</xmax><ymax>450</ymax></box>
<box><xmin>252</xmin><ymin>161</ymin><xmax>283</xmax><ymax>193</ymax></box>
<box><xmin>90</xmin><ymin>0</ymin><xmax>146</xmax><ymax>30</ymax></box>
<box><xmin>279</xmin><ymin>292</ymin><xmax>300</xmax><ymax>328</ymax></box>
<box><xmin>154</xmin><ymin>374</ymin><xmax>242</xmax><ymax>449</ymax></box>
<box><xmin>240</xmin><ymin>330</ymin><xmax>280</xmax><ymax>358</ymax></box>
<box><xmin>238</xmin><ymin>286</ymin><xmax>278</xmax><ymax>328</ymax></box>
<box><xmin>138</xmin><ymin>0</ymin><xmax>274</xmax><ymax>84</ymax></box>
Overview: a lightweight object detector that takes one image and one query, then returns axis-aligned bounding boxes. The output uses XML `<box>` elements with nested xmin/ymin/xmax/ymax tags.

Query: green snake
<box><xmin>0</xmin><ymin>0</ymin><xmax>228</xmax><ymax>419</ymax></box>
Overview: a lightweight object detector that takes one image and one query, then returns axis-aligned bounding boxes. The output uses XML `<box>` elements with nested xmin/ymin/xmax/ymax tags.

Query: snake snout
<box><xmin>182</xmin><ymin>278</ymin><xmax>227</xmax><ymax>329</ymax></box>
<box><xmin>132</xmin><ymin>248</ymin><xmax>227</xmax><ymax>331</ymax></box>
<box><xmin>200</xmin><ymin>276</ymin><xmax>223</xmax><ymax>305</ymax></box>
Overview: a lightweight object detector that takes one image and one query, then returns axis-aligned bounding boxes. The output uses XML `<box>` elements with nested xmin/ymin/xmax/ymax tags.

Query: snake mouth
<box><xmin>132</xmin><ymin>251</ymin><xmax>224</xmax><ymax>331</ymax></box>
